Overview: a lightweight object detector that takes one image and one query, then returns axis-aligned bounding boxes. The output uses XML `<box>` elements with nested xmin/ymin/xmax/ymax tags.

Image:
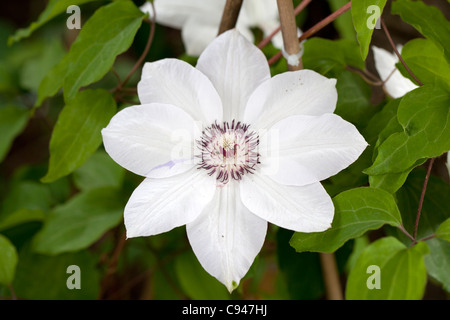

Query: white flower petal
<box><xmin>372</xmin><ymin>46</ymin><xmax>418</xmax><ymax>99</ymax></box>
<box><xmin>196</xmin><ymin>29</ymin><xmax>271</xmax><ymax>122</ymax></box>
<box><xmin>182</xmin><ymin>18</ymin><xmax>219</xmax><ymax>56</ymax></box>
<box><xmin>244</xmin><ymin>70</ymin><xmax>337</xmax><ymax>130</ymax></box>
<box><xmin>138</xmin><ymin>59</ymin><xmax>223</xmax><ymax>124</ymax></box>
<box><xmin>186</xmin><ymin>182</ymin><xmax>267</xmax><ymax>292</ymax></box>
<box><xmin>143</xmin><ymin>0</ymin><xmax>221</xmax><ymax>29</ymax></box>
<box><xmin>240</xmin><ymin>172</ymin><xmax>334</xmax><ymax>232</ymax></box>
<box><xmin>102</xmin><ymin>103</ymin><xmax>198</xmax><ymax>179</ymax></box>
<box><xmin>259</xmin><ymin>114</ymin><xmax>368</xmax><ymax>186</ymax></box>
<box><xmin>125</xmin><ymin>167</ymin><xmax>216</xmax><ymax>238</ymax></box>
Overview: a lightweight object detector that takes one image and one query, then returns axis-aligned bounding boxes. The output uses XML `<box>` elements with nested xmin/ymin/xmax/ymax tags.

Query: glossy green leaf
<box><xmin>0</xmin><ymin>181</ymin><xmax>54</xmax><ymax>215</ymax></box>
<box><xmin>399</xmin><ymin>38</ymin><xmax>450</xmax><ymax>91</ymax></box>
<box><xmin>366</xmin><ymin>99</ymin><xmax>427</xmax><ymax>193</ymax></box>
<box><xmin>19</xmin><ymin>39</ymin><xmax>66</xmax><ymax>92</ymax></box>
<box><xmin>8</xmin><ymin>0</ymin><xmax>98</xmax><ymax>45</ymax></box>
<box><xmin>391</xmin><ymin>0</ymin><xmax>450</xmax><ymax>64</ymax></box>
<box><xmin>365</xmin><ymin>86</ymin><xmax>450</xmax><ymax>175</ymax></box>
<box><xmin>335</xmin><ymin>70</ymin><xmax>376</xmax><ymax>128</ymax></box>
<box><xmin>0</xmin><ymin>209</ymin><xmax>45</xmax><ymax>232</ymax></box>
<box><xmin>36</xmin><ymin>0</ymin><xmax>144</xmax><ymax>104</ymax></box>
<box><xmin>368</xmin><ymin>159</ymin><xmax>426</xmax><ymax>194</ymax></box>
<box><xmin>32</xmin><ymin>187</ymin><xmax>124</xmax><ymax>255</ymax></box>
<box><xmin>290</xmin><ymin>187</ymin><xmax>402</xmax><ymax>253</ymax></box>
<box><xmin>395</xmin><ymin>169</ymin><xmax>450</xmax><ymax>242</ymax></box>
<box><xmin>175</xmin><ymin>251</ymin><xmax>230</xmax><ymax>300</ymax></box>
<box><xmin>346</xmin><ymin>237</ymin><xmax>429</xmax><ymax>300</ymax></box>
<box><xmin>302</xmin><ymin>38</ymin><xmax>365</xmax><ymax>75</ymax></box>
<box><xmin>41</xmin><ymin>89</ymin><xmax>116</xmax><ymax>183</ymax></box>
<box><xmin>0</xmin><ymin>234</ymin><xmax>18</xmax><ymax>285</ymax></box>
<box><xmin>13</xmin><ymin>245</ymin><xmax>100</xmax><ymax>299</ymax></box>
<box><xmin>424</xmin><ymin>238</ymin><xmax>450</xmax><ymax>292</ymax></box>
<box><xmin>73</xmin><ymin>150</ymin><xmax>125</xmax><ymax>191</ymax></box>
<box><xmin>351</xmin><ymin>0</ymin><xmax>387</xmax><ymax>59</ymax></box>
<box><xmin>436</xmin><ymin>218</ymin><xmax>450</xmax><ymax>242</ymax></box>
<box><xmin>0</xmin><ymin>106</ymin><xmax>29</xmax><ymax>162</ymax></box>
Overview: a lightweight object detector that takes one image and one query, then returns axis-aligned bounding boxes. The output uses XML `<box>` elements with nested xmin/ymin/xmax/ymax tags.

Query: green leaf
<box><xmin>346</xmin><ymin>237</ymin><xmax>429</xmax><ymax>300</ymax></box>
<box><xmin>37</xmin><ymin>0</ymin><xmax>144</xmax><ymax>104</ymax></box>
<box><xmin>175</xmin><ymin>251</ymin><xmax>230</xmax><ymax>300</ymax></box>
<box><xmin>302</xmin><ymin>38</ymin><xmax>364</xmax><ymax>76</ymax></box>
<box><xmin>365</xmin><ymin>99</ymin><xmax>426</xmax><ymax>193</ymax></box>
<box><xmin>41</xmin><ymin>89</ymin><xmax>116</xmax><ymax>183</ymax></box>
<box><xmin>0</xmin><ymin>209</ymin><xmax>45</xmax><ymax>232</ymax></box>
<box><xmin>0</xmin><ymin>234</ymin><xmax>18</xmax><ymax>285</ymax></box>
<box><xmin>398</xmin><ymin>38</ymin><xmax>450</xmax><ymax>91</ymax></box>
<box><xmin>351</xmin><ymin>0</ymin><xmax>387</xmax><ymax>59</ymax></box>
<box><xmin>32</xmin><ymin>187</ymin><xmax>124</xmax><ymax>255</ymax></box>
<box><xmin>368</xmin><ymin>159</ymin><xmax>426</xmax><ymax>194</ymax></box>
<box><xmin>8</xmin><ymin>0</ymin><xmax>99</xmax><ymax>45</ymax></box>
<box><xmin>436</xmin><ymin>218</ymin><xmax>450</xmax><ymax>242</ymax></box>
<box><xmin>391</xmin><ymin>0</ymin><xmax>450</xmax><ymax>65</ymax></box>
<box><xmin>1</xmin><ymin>180</ymin><xmax>54</xmax><ymax>215</ymax></box>
<box><xmin>290</xmin><ymin>187</ymin><xmax>402</xmax><ymax>253</ymax></box>
<box><xmin>0</xmin><ymin>106</ymin><xmax>29</xmax><ymax>162</ymax></box>
<box><xmin>73</xmin><ymin>150</ymin><xmax>124</xmax><ymax>191</ymax></box>
<box><xmin>335</xmin><ymin>70</ymin><xmax>376</xmax><ymax>128</ymax></box>
<box><xmin>395</xmin><ymin>168</ymin><xmax>450</xmax><ymax>241</ymax></box>
<box><xmin>424</xmin><ymin>238</ymin><xmax>450</xmax><ymax>292</ymax></box>
<box><xmin>365</xmin><ymin>86</ymin><xmax>450</xmax><ymax>175</ymax></box>
<box><xmin>13</xmin><ymin>244</ymin><xmax>100</xmax><ymax>299</ymax></box>
<box><xmin>19</xmin><ymin>39</ymin><xmax>66</xmax><ymax>92</ymax></box>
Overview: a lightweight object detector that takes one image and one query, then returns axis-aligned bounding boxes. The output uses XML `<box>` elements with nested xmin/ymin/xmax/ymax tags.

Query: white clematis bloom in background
<box><xmin>140</xmin><ymin>0</ymin><xmax>284</xmax><ymax>56</ymax></box>
<box><xmin>372</xmin><ymin>45</ymin><xmax>419</xmax><ymax>99</ymax></box>
<box><xmin>102</xmin><ymin>30</ymin><xmax>367</xmax><ymax>292</ymax></box>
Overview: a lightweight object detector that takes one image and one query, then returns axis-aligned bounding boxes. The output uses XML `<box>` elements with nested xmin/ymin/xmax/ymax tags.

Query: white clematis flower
<box><xmin>372</xmin><ymin>45</ymin><xmax>419</xmax><ymax>99</ymax></box>
<box><xmin>102</xmin><ymin>30</ymin><xmax>367</xmax><ymax>292</ymax></box>
<box><xmin>140</xmin><ymin>0</ymin><xmax>284</xmax><ymax>56</ymax></box>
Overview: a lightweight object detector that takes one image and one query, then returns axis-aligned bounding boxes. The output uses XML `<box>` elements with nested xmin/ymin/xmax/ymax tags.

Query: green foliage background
<box><xmin>0</xmin><ymin>0</ymin><xmax>449</xmax><ymax>300</ymax></box>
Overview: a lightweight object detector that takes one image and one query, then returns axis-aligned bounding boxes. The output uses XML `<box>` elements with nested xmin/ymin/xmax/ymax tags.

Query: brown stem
<box><xmin>413</xmin><ymin>158</ymin><xmax>435</xmax><ymax>240</ymax></box>
<box><xmin>268</xmin><ymin>1</ymin><xmax>351</xmax><ymax>66</ymax></box>
<box><xmin>398</xmin><ymin>224</ymin><xmax>416</xmax><ymax>243</ymax></box>
<box><xmin>380</xmin><ymin>17</ymin><xmax>423</xmax><ymax>86</ymax></box>
<box><xmin>106</xmin><ymin>230</ymin><xmax>127</xmax><ymax>276</ymax></box>
<box><xmin>346</xmin><ymin>65</ymin><xmax>385</xmax><ymax>86</ymax></box>
<box><xmin>319</xmin><ymin>253</ymin><xmax>343</xmax><ymax>300</ymax></box>
<box><xmin>258</xmin><ymin>0</ymin><xmax>311</xmax><ymax>49</ymax></box>
<box><xmin>121</xmin><ymin>18</ymin><xmax>155</xmax><ymax>89</ymax></box>
<box><xmin>277</xmin><ymin>0</ymin><xmax>303</xmax><ymax>70</ymax></box>
<box><xmin>218</xmin><ymin>0</ymin><xmax>243</xmax><ymax>35</ymax></box>
<box><xmin>113</xmin><ymin>5</ymin><xmax>156</xmax><ymax>100</ymax></box>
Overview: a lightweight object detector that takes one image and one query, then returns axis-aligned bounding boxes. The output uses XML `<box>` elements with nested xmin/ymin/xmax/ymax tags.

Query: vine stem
<box><xmin>319</xmin><ymin>253</ymin><xmax>343</xmax><ymax>300</ymax></box>
<box><xmin>258</xmin><ymin>0</ymin><xmax>311</xmax><ymax>49</ymax></box>
<box><xmin>380</xmin><ymin>17</ymin><xmax>423</xmax><ymax>86</ymax></box>
<box><xmin>277</xmin><ymin>0</ymin><xmax>303</xmax><ymax>70</ymax></box>
<box><xmin>413</xmin><ymin>158</ymin><xmax>435</xmax><ymax>241</ymax></box>
<box><xmin>113</xmin><ymin>3</ymin><xmax>156</xmax><ymax>100</ymax></box>
<box><xmin>268</xmin><ymin>1</ymin><xmax>351</xmax><ymax>66</ymax></box>
<box><xmin>218</xmin><ymin>0</ymin><xmax>243</xmax><ymax>35</ymax></box>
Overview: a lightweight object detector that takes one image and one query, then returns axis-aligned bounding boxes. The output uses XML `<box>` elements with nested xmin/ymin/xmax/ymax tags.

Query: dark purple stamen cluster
<box><xmin>197</xmin><ymin>120</ymin><xmax>260</xmax><ymax>184</ymax></box>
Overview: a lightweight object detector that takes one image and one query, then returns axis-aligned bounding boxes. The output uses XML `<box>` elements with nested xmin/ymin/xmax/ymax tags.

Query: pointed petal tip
<box><xmin>226</xmin><ymin>280</ymin><xmax>239</xmax><ymax>294</ymax></box>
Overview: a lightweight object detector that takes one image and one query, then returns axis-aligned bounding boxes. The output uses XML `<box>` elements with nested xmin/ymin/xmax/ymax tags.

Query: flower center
<box><xmin>197</xmin><ymin>120</ymin><xmax>260</xmax><ymax>185</ymax></box>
